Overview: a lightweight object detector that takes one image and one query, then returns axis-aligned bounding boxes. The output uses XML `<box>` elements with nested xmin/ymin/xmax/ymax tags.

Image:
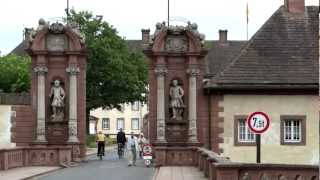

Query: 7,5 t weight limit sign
<box><xmin>246</xmin><ymin>111</ymin><xmax>270</xmax><ymax>134</ymax></box>
<box><xmin>246</xmin><ymin>111</ymin><xmax>270</xmax><ymax>163</ymax></box>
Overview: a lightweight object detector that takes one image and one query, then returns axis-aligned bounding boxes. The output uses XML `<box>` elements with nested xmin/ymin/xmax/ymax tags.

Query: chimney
<box><xmin>141</xmin><ymin>29</ymin><xmax>150</xmax><ymax>46</ymax></box>
<box><xmin>284</xmin><ymin>0</ymin><xmax>305</xmax><ymax>13</ymax></box>
<box><xmin>219</xmin><ymin>30</ymin><xmax>228</xmax><ymax>44</ymax></box>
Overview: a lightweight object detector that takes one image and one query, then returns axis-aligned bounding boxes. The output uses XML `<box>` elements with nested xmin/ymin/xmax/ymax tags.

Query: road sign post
<box><xmin>246</xmin><ymin>111</ymin><xmax>270</xmax><ymax>163</ymax></box>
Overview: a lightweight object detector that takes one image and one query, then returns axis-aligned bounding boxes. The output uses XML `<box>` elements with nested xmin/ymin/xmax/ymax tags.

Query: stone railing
<box><xmin>196</xmin><ymin>148</ymin><xmax>319</xmax><ymax>180</ymax></box>
<box><xmin>0</xmin><ymin>93</ymin><xmax>31</xmax><ymax>105</ymax></box>
<box><xmin>0</xmin><ymin>146</ymin><xmax>72</xmax><ymax>170</ymax></box>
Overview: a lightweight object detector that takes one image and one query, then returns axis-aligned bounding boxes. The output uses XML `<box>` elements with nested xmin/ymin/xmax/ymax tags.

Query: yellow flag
<box><xmin>246</xmin><ymin>2</ymin><xmax>249</xmax><ymax>24</ymax></box>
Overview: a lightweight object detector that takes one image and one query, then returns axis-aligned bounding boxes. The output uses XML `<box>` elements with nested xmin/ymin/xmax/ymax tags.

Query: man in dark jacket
<box><xmin>116</xmin><ymin>128</ymin><xmax>126</xmax><ymax>158</ymax></box>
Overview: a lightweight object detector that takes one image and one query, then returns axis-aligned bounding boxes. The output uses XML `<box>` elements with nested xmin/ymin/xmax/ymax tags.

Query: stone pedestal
<box><xmin>143</xmin><ymin>22</ymin><xmax>207</xmax><ymax>166</ymax></box>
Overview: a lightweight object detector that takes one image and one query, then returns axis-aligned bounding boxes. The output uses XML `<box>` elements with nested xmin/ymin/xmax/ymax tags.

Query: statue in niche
<box><xmin>169</xmin><ymin>79</ymin><xmax>185</xmax><ymax>120</ymax></box>
<box><xmin>49</xmin><ymin>80</ymin><xmax>65</xmax><ymax>122</ymax></box>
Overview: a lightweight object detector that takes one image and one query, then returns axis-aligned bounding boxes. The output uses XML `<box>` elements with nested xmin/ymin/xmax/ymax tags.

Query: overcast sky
<box><xmin>0</xmin><ymin>0</ymin><xmax>318</xmax><ymax>55</ymax></box>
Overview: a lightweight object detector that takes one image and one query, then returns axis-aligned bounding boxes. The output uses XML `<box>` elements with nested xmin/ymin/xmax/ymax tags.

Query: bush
<box><xmin>107</xmin><ymin>137</ymin><xmax>117</xmax><ymax>145</ymax></box>
<box><xmin>86</xmin><ymin>135</ymin><xmax>97</xmax><ymax>148</ymax></box>
<box><xmin>86</xmin><ymin>134</ymin><xmax>117</xmax><ymax>148</ymax></box>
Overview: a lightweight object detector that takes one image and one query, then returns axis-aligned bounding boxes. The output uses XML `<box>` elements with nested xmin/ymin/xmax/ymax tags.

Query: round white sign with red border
<box><xmin>246</xmin><ymin>111</ymin><xmax>270</xmax><ymax>134</ymax></box>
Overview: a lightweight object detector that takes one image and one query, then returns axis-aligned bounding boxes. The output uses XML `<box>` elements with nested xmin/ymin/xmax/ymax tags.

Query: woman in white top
<box><xmin>127</xmin><ymin>132</ymin><xmax>139</xmax><ymax>166</ymax></box>
<box><xmin>137</xmin><ymin>133</ymin><xmax>147</xmax><ymax>159</ymax></box>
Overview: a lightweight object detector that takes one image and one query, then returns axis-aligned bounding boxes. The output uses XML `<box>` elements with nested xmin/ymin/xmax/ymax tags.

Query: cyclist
<box><xmin>96</xmin><ymin>131</ymin><xmax>106</xmax><ymax>157</ymax></box>
<box><xmin>116</xmin><ymin>128</ymin><xmax>126</xmax><ymax>158</ymax></box>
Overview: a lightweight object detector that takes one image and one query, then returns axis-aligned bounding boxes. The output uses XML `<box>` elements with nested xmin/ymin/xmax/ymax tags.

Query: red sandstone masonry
<box><xmin>11</xmin><ymin>105</ymin><xmax>34</xmax><ymax>144</ymax></box>
<box><xmin>196</xmin><ymin>148</ymin><xmax>318</xmax><ymax>180</ymax></box>
<box><xmin>210</xmin><ymin>95</ymin><xmax>224</xmax><ymax>153</ymax></box>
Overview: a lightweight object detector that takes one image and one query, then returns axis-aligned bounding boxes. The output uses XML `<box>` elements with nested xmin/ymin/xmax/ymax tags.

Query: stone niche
<box><xmin>26</xmin><ymin>19</ymin><xmax>87</xmax><ymax>160</ymax></box>
<box><xmin>143</xmin><ymin>22</ymin><xmax>207</xmax><ymax>166</ymax></box>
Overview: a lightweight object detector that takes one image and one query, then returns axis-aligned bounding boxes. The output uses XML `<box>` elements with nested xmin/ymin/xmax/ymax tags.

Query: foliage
<box><xmin>86</xmin><ymin>134</ymin><xmax>97</xmax><ymax>148</ymax></box>
<box><xmin>0</xmin><ymin>54</ymin><xmax>31</xmax><ymax>93</ymax></box>
<box><xmin>86</xmin><ymin>134</ymin><xmax>117</xmax><ymax>148</ymax></box>
<box><xmin>68</xmin><ymin>10</ymin><xmax>148</xmax><ymax>111</ymax></box>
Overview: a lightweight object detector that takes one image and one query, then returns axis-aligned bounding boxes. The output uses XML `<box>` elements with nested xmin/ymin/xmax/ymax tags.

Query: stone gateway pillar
<box><xmin>154</xmin><ymin>64</ymin><xmax>168</xmax><ymax>143</ymax></box>
<box><xmin>66</xmin><ymin>65</ymin><xmax>80</xmax><ymax>143</ymax></box>
<box><xmin>143</xmin><ymin>22</ymin><xmax>207</xmax><ymax>166</ymax></box>
<box><xmin>34</xmin><ymin>65</ymin><xmax>48</xmax><ymax>142</ymax></box>
<box><xmin>26</xmin><ymin>19</ymin><xmax>87</xmax><ymax>162</ymax></box>
<box><xmin>187</xmin><ymin>65</ymin><xmax>200</xmax><ymax>143</ymax></box>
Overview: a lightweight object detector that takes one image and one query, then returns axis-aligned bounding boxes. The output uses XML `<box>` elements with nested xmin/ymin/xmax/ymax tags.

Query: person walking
<box><xmin>96</xmin><ymin>131</ymin><xmax>106</xmax><ymax>157</ymax></box>
<box><xmin>137</xmin><ymin>133</ymin><xmax>147</xmax><ymax>159</ymax></box>
<box><xmin>127</xmin><ymin>132</ymin><xmax>138</xmax><ymax>166</ymax></box>
<box><xmin>116</xmin><ymin>128</ymin><xmax>126</xmax><ymax>159</ymax></box>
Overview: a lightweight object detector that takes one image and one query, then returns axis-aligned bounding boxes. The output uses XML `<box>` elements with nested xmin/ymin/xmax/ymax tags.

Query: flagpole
<box><xmin>168</xmin><ymin>0</ymin><xmax>170</xmax><ymax>26</ymax></box>
<box><xmin>246</xmin><ymin>2</ymin><xmax>249</xmax><ymax>40</ymax></box>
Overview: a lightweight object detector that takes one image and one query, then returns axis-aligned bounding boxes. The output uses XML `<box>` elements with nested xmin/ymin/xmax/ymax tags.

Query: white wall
<box><xmin>0</xmin><ymin>105</ymin><xmax>15</xmax><ymax>148</ymax></box>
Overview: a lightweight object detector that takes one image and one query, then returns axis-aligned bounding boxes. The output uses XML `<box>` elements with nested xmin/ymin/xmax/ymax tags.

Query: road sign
<box><xmin>246</xmin><ymin>111</ymin><xmax>270</xmax><ymax>134</ymax></box>
<box><xmin>142</xmin><ymin>144</ymin><xmax>152</xmax><ymax>155</ymax></box>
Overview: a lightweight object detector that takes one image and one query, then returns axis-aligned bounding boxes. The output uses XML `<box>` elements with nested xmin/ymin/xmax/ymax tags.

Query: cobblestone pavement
<box><xmin>34</xmin><ymin>149</ymin><xmax>155</xmax><ymax>180</ymax></box>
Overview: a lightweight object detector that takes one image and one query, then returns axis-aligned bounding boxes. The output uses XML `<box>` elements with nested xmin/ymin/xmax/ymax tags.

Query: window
<box><xmin>280</xmin><ymin>115</ymin><xmax>306</xmax><ymax>145</ymax></box>
<box><xmin>131</xmin><ymin>118</ymin><xmax>139</xmax><ymax>130</ymax></box>
<box><xmin>234</xmin><ymin>115</ymin><xmax>255</xmax><ymax>146</ymax></box>
<box><xmin>102</xmin><ymin>118</ymin><xmax>110</xmax><ymax>130</ymax></box>
<box><xmin>117</xmin><ymin>118</ymin><xmax>125</xmax><ymax>130</ymax></box>
<box><xmin>131</xmin><ymin>101</ymin><xmax>140</xmax><ymax>111</ymax></box>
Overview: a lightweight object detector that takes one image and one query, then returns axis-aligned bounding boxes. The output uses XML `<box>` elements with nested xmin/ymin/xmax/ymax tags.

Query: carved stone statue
<box><xmin>49</xmin><ymin>80</ymin><xmax>65</xmax><ymax>121</ymax></box>
<box><xmin>68</xmin><ymin>21</ymin><xmax>85</xmax><ymax>44</ymax></box>
<box><xmin>169</xmin><ymin>79</ymin><xmax>185</xmax><ymax>120</ymax></box>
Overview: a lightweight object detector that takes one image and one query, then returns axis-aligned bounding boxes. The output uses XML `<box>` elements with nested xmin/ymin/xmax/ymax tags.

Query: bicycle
<box><xmin>117</xmin><ymin>143</ymin><xmax>125</xmax><ymax>159</ymax></box>
<box><xmin>97</xmin><ymin>141</ymin><xmax>105</xmax><ymax>160</ymax></box>
<box><xmin>98</xmin><ymin>150</ymin><xmax>103</xmax><ymax>160</ymax></box>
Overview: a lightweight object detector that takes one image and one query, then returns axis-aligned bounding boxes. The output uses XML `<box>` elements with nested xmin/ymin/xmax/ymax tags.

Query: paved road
<box><xmin>35</xmin><ymin>150</ymin><xmax>155</xmax><ymax>180</ymax></box>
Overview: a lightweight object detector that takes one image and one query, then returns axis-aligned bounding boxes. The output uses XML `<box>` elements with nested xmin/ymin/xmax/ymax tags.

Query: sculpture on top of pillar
<box><xmin>49</xmin><ymin>79</ymin><xmax>65</xmax><ymax>122</ymax></box>
<box><xmin>169</xmin><ymin>79</ymin><xmax>185</xmax><ymax>121</ymax></box>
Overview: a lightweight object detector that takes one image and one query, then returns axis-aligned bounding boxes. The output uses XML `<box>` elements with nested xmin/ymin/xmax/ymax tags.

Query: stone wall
<box><xmin>0</xmin><ymin>146</ymin><xmax>72</xmax><ymax>170</ymax></box>
<box><xmin>196</xmin><ymin>148</ymin><xmax>319</xmax><ymax>180</ymax></box>
<box><xmin>0</xmin><ymin>93</ymin><xmax>30</xmax><ymax>105</ymax></box>
<box><xmin>11</xmin><ymin>105</ymin><xmax>34</xmax><ymax>146</ymax></box>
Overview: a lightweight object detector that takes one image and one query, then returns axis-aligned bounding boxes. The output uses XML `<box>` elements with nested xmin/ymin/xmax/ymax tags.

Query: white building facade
<box><xmin>90</xmin><ymin>101</ymin><xmax>148</xmax><ymax>136</ymax></box>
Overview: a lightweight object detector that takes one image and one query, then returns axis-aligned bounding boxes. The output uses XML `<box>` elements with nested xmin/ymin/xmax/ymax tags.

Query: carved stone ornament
<box><xmin>154</xmin><ymin>66</ymin><xmax>168</xmax><ymax>76</ymax></box>
<box><xmin>68</xmin><ymin>21</ymin><xmax>86</xmax><ymax>44</ymax></box>
<box><xmin>278</xmin><ymin>175</ymin><xmax>287</xmax><ymax>180</ymax></box>
<box><xmin>69</xmin><ymin>119</ymin><xmax>78</xmax><ymax>136</ymax></box>
<box><xmin>25</xmin><ymin>18</ymin><xmax>49</xmax><ymax>43</ymax></box>
<box><xmin>187</xmin><ymin>68</ymin><xmax>200</xmax><ymax>76</ymax></box>
<box><xmin>49</xmin><ymin>22</ymin><xmax>65</xmax><ymax>34</ymax></box>
<box><xmin>260</xmin><ymin>173</ymin><xmax>270</xmax><ymax>180</ymax></box>
<box><xmin>241</xmin><ymin>172</ymin><xmax>251</xmax><ymax>180</ymax></box>
<box><xmin>33</xmin><ymin>66</ymin><xmax>48</xmax><ymax>75</ymax></box>
<box><xmin>150</xmin><ymin>22</ymin><xmax>166</xmax><ymax>44</ymax></box>
<box><xmin>66</xmin><ymin>66</ymin><xmax>80</xmax><ymax>75</ymax></box>
<box><xmin>37</xmin><ymin>18</ymin><xmax>49</xmax><ymax>32</ymax></box>
<box><xmin>36</xmin><ymin>119</ymin><xmax>46</xmax><ymax>136</ymax></box>
<box><xmin>186</xmin><ymin>22</ymin><xmax>205</xmax><ymax>46</ymax></box>
<box><xmin>165</xmin><ymin>36</ymin><xmax>188</xmax><ymax>52</ymax></box>
<box><xmin>47</xmin><ymin>34</ymin><xmax>67</xmax><ymax>51</ymax></box>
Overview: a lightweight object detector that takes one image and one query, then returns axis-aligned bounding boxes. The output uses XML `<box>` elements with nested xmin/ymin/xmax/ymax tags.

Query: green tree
<box><xmin>0</xmin><ymin>54</ymin><xmax>31</xmax><ymax>93</ymax></box>
<box><xmin>69</xmin><ymin>10</ymin><xmax>148</xmax><ymax>133</ymax></box>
